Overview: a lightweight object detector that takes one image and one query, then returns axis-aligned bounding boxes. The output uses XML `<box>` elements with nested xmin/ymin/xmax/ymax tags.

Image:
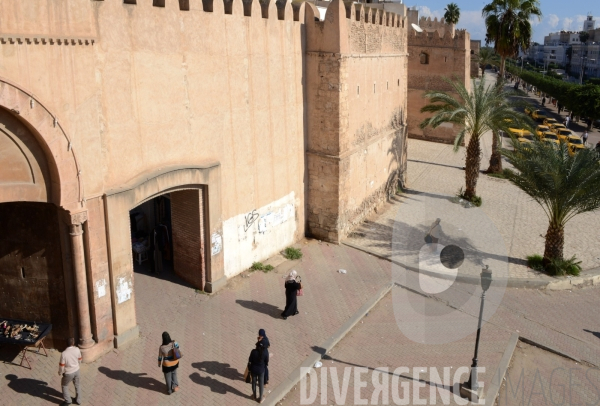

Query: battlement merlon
<box><xmin>0</xmin><ymin>0</ymin><xmax>310</xmax><ymax>42</ymax></box>
<box><xmin>408</xmin><ymin>28</ymin><xmax>470</xmax><ymax>49</ymax></box>
<box><xmin>305</xmin><ymin>0</ymin><xmax>408</xmax><ymax>54</ymax></box>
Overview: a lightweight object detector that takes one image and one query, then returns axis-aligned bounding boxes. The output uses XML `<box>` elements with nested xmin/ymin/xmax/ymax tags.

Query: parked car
<box><xmin>556</xmin><ymin>129</ymin><xmax>575</xmax><ymax>141</ymax></box>
<box><xmin>543</xmin><ymin>118</ymin><xmax>559</xmax><ymax>127</ymax></box>
<box><xmin>548</xmin><ymin>123</ymin><xmax>566</xmax><ymax>133</ymax></box>
<box><xmin>531</xmin><ymin>110</ymin><xmax>548</xmax><ymax>122</ymax></box>
<box><xmin>535</xmin><ymin>125</ymin><xmax>550</xmax><ymax>137</ymax></box>
<box><xmin>541</xmin><ymin>132</ymin><xmax>559</xmax><ymax>145</ymax></box>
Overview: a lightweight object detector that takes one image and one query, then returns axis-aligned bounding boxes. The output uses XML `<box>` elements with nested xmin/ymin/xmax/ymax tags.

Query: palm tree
<box><xmin>419</xmin><ymin>78</ymin><xmax>529</xmax><ymax>202</ymax></box>
<box><xmin>444</xmin><ymin>3</ymin><xmax>460</xmax><ymax>25</ymax></box>
<box><xmin>476</xmin><ymin>47</ymin><xmax>497</xmax><ymax>77</ymax></box>
<box><xmin>482</xmin><ymin>0</ymin><xmax>542</xmax><ymax>80</ymax></box>
<box><xmin>502</xmin><ymin>139</ymin><xmax>600</xmax><ymax>262</ymax></box>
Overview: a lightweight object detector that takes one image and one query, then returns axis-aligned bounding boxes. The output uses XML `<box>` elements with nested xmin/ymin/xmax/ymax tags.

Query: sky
<box><xmin>409</xmin><ymin>0</ymin><xmax>597</xmax><ymax>44</ymax></box>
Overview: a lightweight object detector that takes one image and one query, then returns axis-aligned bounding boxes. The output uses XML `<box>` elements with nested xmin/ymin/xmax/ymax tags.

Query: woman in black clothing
<box><xmin>248</xmin><ymin>341</ymin><xmax>269</xmax><ymax>403</ymax></box>
<box><xmin>258</xmin><ymin>329</ymin><xmax>270</xmax><ymax>385</ymax></box>
<box><xmin>281</xmin><ymin>270</ymin><xmax>302</xmax><ymax>320</ymax></box>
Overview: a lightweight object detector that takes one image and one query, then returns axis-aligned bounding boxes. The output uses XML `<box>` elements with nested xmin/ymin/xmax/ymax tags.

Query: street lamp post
<box><xmin>460</xmin><ymin>265</ymin><xmax>493</xmax><ymax>402</ymax></box>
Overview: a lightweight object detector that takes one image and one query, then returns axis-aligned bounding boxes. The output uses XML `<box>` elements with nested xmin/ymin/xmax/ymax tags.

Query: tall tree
<box><xmin>482</xmin><ymin>0</ymin><xmax>542</xmax><ymax>79</ymax></box>
<box><xmin>419</xmin><ymin>78</ymin><xmax>528</xmax><ymax>202</ymax></box>
<box><xmin>579</xmin><ymin>31</ymin><xmax>590</xmax><ymax>43</ymax></box>
<box><xmin>477</xmin><ymin>47</ymin><xmax>498</xmax><ymax>77</ymax></box>
<box><xmin>502</xmin><ymin>139</ymin><xmax>600</xmax><ymax>262</ymax></box>
<box><xmin>444</xmin><ymin>3</ymin><xmax>460</xmax><ymax>25</ymax></box>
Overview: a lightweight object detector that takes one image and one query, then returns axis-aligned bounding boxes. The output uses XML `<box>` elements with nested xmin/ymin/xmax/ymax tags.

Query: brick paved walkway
<box><xmin>0</xmin><ymin>241</ymin><xmax>392</xmax><ymax>406</ymax></box>
<box><xmin>279</xmin><ymin>283</ymin><xmax>600</xmax><ymax>405</ymax></box>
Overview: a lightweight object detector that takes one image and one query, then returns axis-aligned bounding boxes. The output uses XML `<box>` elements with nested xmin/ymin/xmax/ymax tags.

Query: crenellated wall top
<box><xmin>306</xmin><ymin>0</ymin><xmax>408</xmax><ymax>54</ymax></box>
<box><xmin>408</xmin><ymin>27</ymin><xmax>470</xmax><ymax>48</ymax></box>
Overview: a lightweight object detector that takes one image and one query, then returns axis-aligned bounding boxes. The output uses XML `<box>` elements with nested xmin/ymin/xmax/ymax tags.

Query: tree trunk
<box><xmin>464</xmin><ymin>136</ymin><xmax>481</xmax><ymax>200</ymax></box>
<box><xmin>543</xmin><ymin>222</ymin><xmax>564</xmax><ymax>261</ymax></box>
<box><xmin>498</xmin><ymin>57</ymin><xmax>506</xmax><ymax>83</ymax></box>
<box><xmin>486</xmin><ymin>130</ymin><xmax>503</xmax><ymax>173</ymax></box>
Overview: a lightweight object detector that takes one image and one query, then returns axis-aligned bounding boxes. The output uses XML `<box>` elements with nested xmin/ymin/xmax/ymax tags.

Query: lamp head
<box><xmin>480</xmin><ymin>265</ymin><xmax>492</xmax><ymax>292</ymax></box>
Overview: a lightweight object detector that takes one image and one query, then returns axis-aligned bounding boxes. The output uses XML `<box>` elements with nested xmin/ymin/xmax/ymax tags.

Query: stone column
<box><xmin>69</xmin><ymin>211</ymin><xmax>95</xmax><ymax>349</ymax></box>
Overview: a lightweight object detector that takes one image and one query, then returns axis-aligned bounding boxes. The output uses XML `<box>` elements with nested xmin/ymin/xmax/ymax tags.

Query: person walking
<box><xmin>248</xmin><ymin>341</ymin><xmax>269</xmax><ymax>403</ymax></box>
<box><xmin>281</xmin><ymin>270</ymin><xmax>302</xmax><ymax>320</ymax></box>
<box><xmin>158</xmin><ymin>332</ymin><xmax>181</xmax><ymax>395</ymax></box>
<box><xmin>58</xmin><ymin>338</ymin><xmax>82</xmax><ymax>406</ymax></box>
<box><xmin>542</xmin><ymin>96</ymin><xmax>546</xmax><ymax>106</ymax></box>
<box><xmin>583</xmin><ymin>131</ymin><xmax>589</xmax><ymax>145</ymax></box>
<box><xmin>257</xmin><ymin>329</ymin><xmax>271</xmax><ymax>386</ymax></box>
<box><xmin>565</xmin><ymin>115</ymin><xmax>570</xmax><ymax>128</ymax></box>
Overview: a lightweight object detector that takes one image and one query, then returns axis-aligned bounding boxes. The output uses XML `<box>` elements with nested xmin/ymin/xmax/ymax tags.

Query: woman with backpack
<box><xmin>158</xmin><ymin>331</ymin><xmax>181</xmax><ymax>394</ymax></box>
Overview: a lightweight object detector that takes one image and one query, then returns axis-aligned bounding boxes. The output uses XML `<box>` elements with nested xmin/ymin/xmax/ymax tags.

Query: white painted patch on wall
<box><xmin>440</xmin><ymin>122</ymin><xmax>454</xmax><ymax>129</ymax></box>
<box><xmin>211</xmin><ymin>233</ymin><xmax>222</xmax><ymax>256</ymax></box>
<box><xmin>224</xmin><ymin>192</ymin><xmax>297</xmax><ymax>277</ymax></box>
<box><xmin>95</xmin><ymin>279</ymin><xmax>107</xmax><ymax>298</ymax></box>
<box><xmin>116</xmin><ymin>277</ymin><xmax>132</xmax><ymax>304</ymax></box>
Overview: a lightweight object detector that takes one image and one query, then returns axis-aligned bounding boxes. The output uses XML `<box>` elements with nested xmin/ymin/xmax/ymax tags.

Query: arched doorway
<box><xmin>0</xmin><ymin>106</ymin><xmax>74</xmax><ymax>348</ymax></box>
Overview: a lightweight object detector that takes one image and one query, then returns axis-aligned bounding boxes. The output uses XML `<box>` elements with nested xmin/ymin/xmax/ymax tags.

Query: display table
<box><xmin>0</xmin><ymin>319</ymin><xmax>52</xmax><ymax>369</ymax></box>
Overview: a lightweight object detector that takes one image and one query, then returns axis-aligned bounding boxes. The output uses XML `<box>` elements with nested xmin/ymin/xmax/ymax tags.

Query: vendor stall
<box><xmin>0</xmin><ymin>319</ymin><xmax>52</xmax><ymax>369</ymax></box>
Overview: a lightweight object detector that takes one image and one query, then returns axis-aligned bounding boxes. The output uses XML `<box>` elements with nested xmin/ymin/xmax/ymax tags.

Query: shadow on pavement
<box><xmin>583</xmin><ymin>329</ymin><xmax>600</xmax><ymax>340</ymax></box>
<box><xmin>4</xmin><ymin>374</ymin><xmax>64</xmax><ymax>404</ymax></box>
<box><xmin>97</xmin><ymin>367</ymin><xmax>165</xmax><ymax>394</ymax></box>
<box><xmin>235</xmin><ymin>299</ymin><xmax>282</xmax><ymax>319</ymax></box>
<box><xmin>189</xmin><ymin>372</ymin><xmax>249</xmax><ymax>398</ymax></box>
<box><xmin>192</xmin><ymin>361</ymin><xmax>243</xmax><ymax>381</ymax></box>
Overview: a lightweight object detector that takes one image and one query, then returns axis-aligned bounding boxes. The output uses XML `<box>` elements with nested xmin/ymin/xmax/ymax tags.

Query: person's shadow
<box><xmin>235</xmin><ymin>299</ymin><xmax>281</xmax><ymax>318</ymax></box>
<box><xmin>583</xmin><ymin>329</ymin><xmax>600</xmax><ymax>340</ymax></box>
<box><xmin>192</xmin><ymin>361</ymin><xmax>243</xmax><ymax>381</ymax></box>
<box><xmin>5</xmin><ymin>374</ymin><xmax>64</xmax><ymax>404</ymax></box>
<box><xmin>189</xmin><ymin>372</ymin><xmax>249</xmax><ymax>398</ymax></box>
<box><xmin>98</xmin><ymin>366</ymin><xmax>165</xmax><ymax>393</ymax></box>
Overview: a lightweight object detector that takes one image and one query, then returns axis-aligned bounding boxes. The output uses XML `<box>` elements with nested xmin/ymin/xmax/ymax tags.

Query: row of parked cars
<box><xmin>509</xmin><ymin>108</ymin><xmax>584</xmax><ymax>155</ymax></box>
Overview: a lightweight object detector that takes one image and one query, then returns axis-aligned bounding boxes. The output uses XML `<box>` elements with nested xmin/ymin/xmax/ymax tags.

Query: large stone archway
<box><xmin>0</xmin><ymin>77</ymin><xmax>83</xmax><ymax>212</ymax></box>
<box><xmin>103</xmin><ymin>164</ymin><xmax>225</xmax><ymax>348</ymax></box>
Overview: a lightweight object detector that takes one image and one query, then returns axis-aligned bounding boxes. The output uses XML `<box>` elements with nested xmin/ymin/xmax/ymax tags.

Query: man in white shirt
<box><xmin>58</xmin><ymin>338</ymin><xmax>82</xmax><ymax>405</ymax></box>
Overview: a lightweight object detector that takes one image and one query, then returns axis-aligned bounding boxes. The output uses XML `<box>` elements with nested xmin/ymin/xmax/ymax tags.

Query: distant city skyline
<box><xmin>408</xmin><ymin>0</ymin><xmax>596</xmax><ymax>44</ymax></box>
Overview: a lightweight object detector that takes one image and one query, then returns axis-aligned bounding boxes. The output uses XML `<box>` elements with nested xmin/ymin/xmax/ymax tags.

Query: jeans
<box><xmin>251</xmin><ymin>372</ymin><xmax>264</xmax><ymax>400</ymax></box>
<box><xmin>61</xmin><ymin>369</ymin><xmax>81</xmax><ymax>404</ymax></box>
<box><xmin>164</xmin><ymin>368</ymin><xmax>179</xmax><ymax>394</ymax></box>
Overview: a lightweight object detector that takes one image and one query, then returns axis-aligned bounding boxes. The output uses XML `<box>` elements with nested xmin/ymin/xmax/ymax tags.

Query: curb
<box><xmin>342</xmin><ymin>241</ymin><xmax>600</xmax><ymax>290</ymax></box>
<box><xmin>485</xmin><ymin>333</ymin><xmax>519</xmax><ymax>406</ymax></box>
<box><xmin>264</xmin><ymin>282</ymin><xmax>394</xmax><ymax>406</ymax></box>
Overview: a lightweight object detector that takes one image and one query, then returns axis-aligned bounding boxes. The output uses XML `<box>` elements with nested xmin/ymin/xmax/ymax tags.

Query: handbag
<box><xmin>297</xmin><ymin>283</ymin><xmax>304</xmax><ymax>296</ymax></box>
<box><xmin>244</xmin><ymin>366</ymin><xmax>251</xmax><ymax>383</ymax></box>
<box><xmin>172</xmin><ymin>342</ymin><xmax>182</xmax><ymax>360</ymax></box>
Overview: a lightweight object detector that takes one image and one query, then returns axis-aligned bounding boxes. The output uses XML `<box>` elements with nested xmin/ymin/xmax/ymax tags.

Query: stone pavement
<box><xmin>346</xmin><ymin>74</ymin><xmax>600</xmax><ymax>280</ymax></box>
<box><xmin>278</xmin><ymin>283</ymin><xmax>600</xmax><ymax>406</ymax></box>
<box><xmin>0</xmin><ymin>240</ymin><xmax>392</xmax><ymax>406</ymax></box>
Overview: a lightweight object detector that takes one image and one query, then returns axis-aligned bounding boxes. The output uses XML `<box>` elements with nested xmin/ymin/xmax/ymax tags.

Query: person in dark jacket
<box><xmin>257</xmin><ymin>329</ymin><xmax>270</xmax><ymax>385</ymax></box>
<box><xmin>248</xmin><ymin>341</ymin><xmax>269</xmax><ymax>403</ymax></box>
<box><xmin>281</xmin><ymin>270</ymin><xmax>302</xmax><ymax>320</ymax></box>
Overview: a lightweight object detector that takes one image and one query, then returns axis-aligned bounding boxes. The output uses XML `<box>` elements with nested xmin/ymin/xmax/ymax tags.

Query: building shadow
<box><xmin>97</xmin><ymin>366</ymin><xmax>165</xmax><ymax>394</ymax></box>
<box><xmin>192</xmin><ymin>361</ymin><xmax>243</xmax><ymax>381</ymax></box>
<box><xmin>4</xmin><ymin>374</ymin><xmax>64</xmax><ymax>404</ymax></box>
<box><xmin>189</xmin><ymin>372</ymin><xmax>249</xmax><ymax>398</ymax></box>
<box><xmin>235</xmin><ymin>300</ymin><xmax>281</xmax><ymax>318</ymax></box>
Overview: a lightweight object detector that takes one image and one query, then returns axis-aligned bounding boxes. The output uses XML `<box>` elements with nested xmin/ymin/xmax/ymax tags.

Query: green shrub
<box><xmin>283</xmin><ymin>247</ymin><xmax>303</xmax><ymax>260</ymax></box>
<box><xmin>545</xmin><ymin>256</ymin><xmax>582</xmax><ymax>276</ymax></box>
<box><xmin>457</xmin><ymin>188</ymin><xmax>482</xmax><ymax>207</ymax></box>
<box><xmin>526</xmin><ymin>254</ymin><xmax>544</xmax><ymax>271</ymax></box>
<box><xmin>250</xmin><ymin>262</ymin><xmax>265</xmax><ymax>271</ymax></box>
<box><xmin>263</xmin><ymin>264</ymin><xmax>274</xmax><ymax>272</ymax></box>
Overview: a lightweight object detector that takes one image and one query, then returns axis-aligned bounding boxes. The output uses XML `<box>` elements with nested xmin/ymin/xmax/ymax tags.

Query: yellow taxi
<box><xmin>535</xmin><ymin>125</ymin><xmax>551</xmax><ymax>137</ymax></box>
<box><xmin>568</xmin><ymin>144</ymin><xmax>584</xmax><ymax>156</ymax></box>
<box><xmin>548</xmin><ymin>123</ymin><xmax>566</xmax><ymax>133</ymax></box>
<box><xmin>543</xmin><ymin>118</ymin><xmax>559</xmax><ymax>127</ymax></box>
<box><xmin>567</xmin><ymin>135</ymin><xmax>585</xmax><ymax>152</ymax></box>
<box><xmin>532</xmin><ymin>110</ymin><xmax>548</xmax><ymax>122</ymax></box>
<box><xmin>556</xmin><ymin>128</ymin><xmax>575</xmax><ymax>141</ymax></box>
<box><xmin>509</xmin><ymin>128</ymin><xmax>534</xmax><ymax>138</ymax></box>
<box><xmin>540</xmin><ymin>132</ymin><xmax>559</xmax><ymax>145</ymax></box>
<box><xmin>524</xmin><ymin>107</ymin><xmax>533</xmax><ymax>115</ymax></box>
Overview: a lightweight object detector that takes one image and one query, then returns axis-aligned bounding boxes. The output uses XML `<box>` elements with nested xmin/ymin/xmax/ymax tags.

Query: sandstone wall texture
<box><xmin>407</xmin><ymin>18</ymin><xmax>471</xmax><ymax>145</ymax></box>
<box><xmin>305</xmin><ymin>0</ymin><xmax>408</xmax><ymax>242</ymax></box>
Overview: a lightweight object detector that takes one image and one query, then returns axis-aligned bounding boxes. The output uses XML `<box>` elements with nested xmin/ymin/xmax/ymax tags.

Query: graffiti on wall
<box><xmin>243</xmin><ymin>210</ymin><xmax>259</xmax><ymax>232</ymax></box>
